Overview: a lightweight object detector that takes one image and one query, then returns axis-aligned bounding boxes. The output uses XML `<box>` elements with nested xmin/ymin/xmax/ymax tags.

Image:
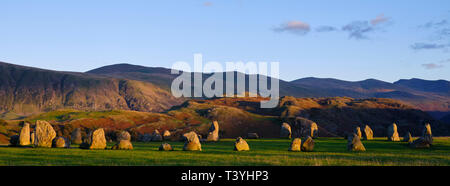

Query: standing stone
<box><xmin>354</xmin><ymin>126</ymin><xmax>362</xmax><ymax>139</ymax></box>
<box><xmin>71</xmin><ymin>128</ymin><xmax>83</xmax><ymax>144</ymax></box>
<box><xmin>363</xmin><ymin>125</ymin><xmax>374</xmax><ymax>140</ymax></box>
<box><xmin>182</xmin><ymin>131</ymin><xmax>202</xmax><ymax>151</ymax></box>
<box><xmin>34</xmin><ymin>120</ymin><xmax>56</xmax><ymax>148</ymax></box>
<box><xmin>206</xmin><ymin>121</ymin><xmax>220</xmax><ymax>142</ymax></box>
<box><xmin>387</xmin><ymin>123</ymin><xmax>400</xmax><ymax>141</ymax></box>
<box><xmin>9</xmin><ymin>135</ymin><xmax>19</xmax><ymax>146</ymax></box>
<box><xmin>30</xmin><ymin>132</ymin><xmax>35</xmax><ymax>145</ymax></box>
<box><xmin>151</xmin><ymin>130</ymin><xmax>163</xmax><ymax>142</ymax></box>
<box><xmin>280</xmin><ymin>123</ymin><xmax>292</xmax><ymax>139</ymax></box>
<box><xmin>19</xmin><ymin>123</ymin><xmax>31</xmax><ymax>146</ymax></box>
<box><xmin>288</xmin><ymin>138</ymin><xmax>301</xmax><ymax>152</ymax></box>
<box><xmin>87</xmin><ymin>128</ymin><xmax>107</xmax><ymax>149</ymax></box>
<box><xmin>138</xmin><ymin>133</ymin><xmax>152</xmax><ymax>142</ymax></box>
<box><xmin>292</xmin><ymin>117</ymin><xmax>319</xmax><ymax>139</ymax></box>
<box><xmin>162</xmin><ymin>130</ymin><xmax>171</xmax><ymax>140</ymax></box>
<box><xmin>410</xmin><ymin>123</ymin><xmax>433</xmax><ymax>148</ymax></box>
<box><xmin>403</xmin><ymin>132</ymin><xmax>413</xmax><ymax>143</ymax></box>
<box><xmin>53</xmin><ymin>137</ymin><xmax>69</xmax><ymax>148</ymax></box>
<box><xmin>111</xmin><ymin>140</ymin><xmax>133</xmax><ymax>150</ymax></box>
<box><xmin>422</xmin><ymin>123</ymin><xmax>433</xmax><ymax>144</ymax></box>
<box><xmin>117</xmin><ymin>131</ymin><xmax>131</xmax><ymax>142</ymax></box>
<box><xmin>159</xmin><ymin>143</ymin><xmax>173</xmax><ymax>151</ymax></box>
<box><xmin>246</xmin><ymin>133</ymin><xmax>259</xmax><ymax>139</ymax></box>
<box><xmin>347</xmin><ymin>133</ymin><xmax>366</xmax><ymax>152</ymax></box>
<box><xmin>301</xmin><ymin>136</ymin><xmax>315</xmax><ymax>152</ymax></box>
<box><xmin>234</xmin><ymin>137</ymin><xmax>250</xmax><ymax>151</ymax></box>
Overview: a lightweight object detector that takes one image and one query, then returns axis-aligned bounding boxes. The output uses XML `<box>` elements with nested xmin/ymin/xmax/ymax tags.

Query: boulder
<box><xmin>206</xmin><ymin>121</ymin><xmax>220</xmax><ymax>142</ymax></box>
<box><xmin>182</xmin><ymin>131</ymin><xmax>202</xmax><ymax>151</ymax></box>
<box><xmin>86</xmin><ymin>128</ymin><xmax>107</xmax><ymax>149</ymax></box>
<box><xmin>162</xmin><ymin>130</ymin><xmax>171</xmax><ymax>140</ymax></box>
<box><xmin>159</xmin><ymin>143</ymin><xmax>173</xmax><ymax>151</ymax></box>
<box><xmin>234</xmin><ymin>137</ymin><xmax>250</xmax><ymax>151</ymax></box>
<box><xmin>19</xmin><ymin>123</ymin><xmax>31</xmax><ymax>146</ymax></box>
<box><xmin>288</xmin><ymin>138</ymin><xmax>301</xmax><ymax>152</ymax></box>
<box><xmin>403</xmin><ymin>132</ymin><xmax>413</xmax><ymax>143</ymax></box>
<box><xmin>347</xmin><ymin>133</ymin><xmax>366</xmax><ymax>152</ymax></box>
<box><xmin>9</xmin><ymin>135</ymin><xmax>19</xmax><ymax>146</ymax></box>
<box><xmin>117</xmin><ymin>131</ymin><xmax>131</xmax><ymax>142</ymax></box>
<box><xmin>34</xmin><ymin>120</ymin><xmax>56</xmax><ymax>148</ymax></box>
<box><xmin>354</xmin><ymin>126</ymin><xmax>362</xmax><ymax>139</ymax></box>
<box><xmin>301</xmin><ymin>136</ymin><xmax>315</xmax><ymax>152</ymax></box>
<box><xmin>246</xmin><ymin>133</ymin><xmax>259</xmax><ymax>139</ymax></box>
<box><xmin>138</xmin><ymin>133</ymin><xmax>152</xmax><ymax>142</ymax></box>
<box><xmin>387</xmin><ymin>123</ymin><xmax>400</xmax><ymax>141</ymax></box>
<box><xmin>111</xmin><ymin>140</ymin><xmax>133</xmax><ymax>150</ymax></box>
<box><xmin>53</xmin><ymin>137</ymin><xmax>69</xmax><ymax>148</ymax></box>
<box><xmin>363</xmin><ymin>125</ymin><xmax>373</xmax><ymax>140</ymax></box>
<box><xmin>151</xmin><ymin>130</ymin><xmax>163</xmax><ymax>142</ymax></box>
<box><xmin>280</xmin><ymin>123</ymin><xmax>292</xmax><ymax>139</ymax></box>
<box><xmin>71</xmin><ymin>128</ymin><xmax>83</xmax><ymax>144</ymax></box>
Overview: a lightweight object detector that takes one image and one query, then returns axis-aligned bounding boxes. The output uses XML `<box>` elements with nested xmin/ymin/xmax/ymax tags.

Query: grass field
<box><xmin>1</xmin><ymin>137</ymin><xmax>449</xmax><ymax>166</ymax></box>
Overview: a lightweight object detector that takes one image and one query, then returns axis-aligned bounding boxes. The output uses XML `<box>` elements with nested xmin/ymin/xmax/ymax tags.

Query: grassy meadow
<box><xmin>1</xmin><ymin>137</ymin><xmax>449</xmax><ymax>166</ymax></box>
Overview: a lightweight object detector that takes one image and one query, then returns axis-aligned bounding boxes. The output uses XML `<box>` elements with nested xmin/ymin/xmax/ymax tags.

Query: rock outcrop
<box><xmin>363</xmin><ymin>125</ymin><xmax>373</xmax><ymax>140</ymax></box>
<box><xmin>387</xmin><ymin>123</ymin><xmax>400</xmax><ymax>141</ymax></box>
<box><xmin>234</xmin><ymin>137</ymin><xmax>250</xmax><ymax>151</ymax></box>
<box><xmin>206</xmin><ymin>121</ymin><xmax>220</xmax><ymax>142</ymax></box>
<box><xmin>19</xmin><ymin>123</ymin><xmax>31</xmax><ymax>146</ymax></box>
<box><xmin>34</xmin><ymin>120</ymin><xmax>56</xmax><ymax>148</ymax></box>
<box><xmin>347</xmin><ymin>133</ymin><xmax>366</xmax><ymax>152</ymax></box>
<box><xmin>288</xmin><ymin>138</ymin><xmax>301</xmax><ymax>152</ymax></box>
<box><xmin>280</xmin><ymin>123</ymin><xmax>292</xmax><ymax>139</ymax></box>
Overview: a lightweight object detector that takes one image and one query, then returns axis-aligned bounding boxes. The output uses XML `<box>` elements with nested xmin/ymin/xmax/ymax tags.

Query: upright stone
<box><xmin>422</xmin><ymin>123</ymin><xmax>433</xmax><ymax>144</ymax></box>
<box><xmin>138</xmin><ymin>133</ymin><xmax>152</xmax><ymax>142</ymax></box>
<box><xmin>387</xmin><ymin>123</ymin><xmax>400</xmax><ymax>141</ymax></box>
<box><xmin>30</xmin><ymin>132</ymin><xmax>35</xmax><ymax>145</ymax></box>
<box><xmin>9</xmin><ymin>135</ymin><xmax>19</xmax><ymax>146</ymax></box>
<box><xmin>363</xmin><ymin>125</ymin><xmax>374</xmax><ymax>140</ymax></box>
<box><xmin>301</xmin><ymin>136</ymin><xmax>315</xmax><ymax>152</ymax></box>
<box><xmin>288</xmin><ymin>138</ymin><xmax>301</xmax><ymax>152</ymax></box>
<box><xmin>403</xmin><ymin>132</ymin><xmax>413</xmax><ymax>143</ymax></box>
<box><xmin>354</xmin><ymin>126</ymin><xmax>362</xmax><ymax>139</ymax></box>
<box><xmin>280</xmin><ymin>123</ymin><xmax>292</xmax><ymax>139</ymax></box>
<box><xmin>71</xmin><ymin>128</ymin><xmax>83</xmax><ymax>144</ymax></box>
<box><xmin>88</xmin><ymin>128</ymin><xmax>107</xmax><ymax>149</ymax></box>
<box><xmin>34</xmin><ymin>120</ymin><xmax>56</xmax><ymax>148</ymax></box>
<box><xmin>234</xmin><ymin>137</ymin><xmax>250</xmax><ymax>151</ymax></box>
<box><xmin>206</xmin><ymin>121</ymin><xmax>220</xmax><ymax>142</ymax></box>
<box><xmin>19</xmin><ymin>123</ymin><xmax>31</xmax><ymax>146</ymax></box>
<box><xmin>410</xmin><ymin>123</ymin><xmax>433</xmax><ymax>148</ymax></box>
<box><xmin>182</xmin><ymin>131</ymin><xmax>202</xmax><ymax>151</ymax></box>
<box><xmin>295</xmin><ymin>117</ymin><xmax>319</xmax><ymax>138</ymax></box>
<box><xmin>151</xmin><ymin>130</ymin><xmax>163</xmax><ymax>142</ymax></box>
<box><xmin>347</xmin><ymin>133</ymin><xmax>366</xmax><ymax>152</ymax></box>
<box><xmin>162</xmin><ymin>130</ymin><xmax>171</xmax><ymax>140</ymax></box>
<box><xmin>117</xmin><ymin>131</ymin><xmax>131</xmax><ymax>142</ymax></box>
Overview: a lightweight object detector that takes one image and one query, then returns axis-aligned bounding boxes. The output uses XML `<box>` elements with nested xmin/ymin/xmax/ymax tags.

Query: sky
<box><xmin>0</xmin><ymin>0</ymin><xmax>449</xmax><ymax>82</ymax></box>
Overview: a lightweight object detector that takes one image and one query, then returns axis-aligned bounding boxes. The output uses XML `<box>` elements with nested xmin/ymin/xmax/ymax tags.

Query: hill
<box><xmin>0</xmin><ymin>62</ymin><xmax>183</xmax><ymax>117</ymax></box>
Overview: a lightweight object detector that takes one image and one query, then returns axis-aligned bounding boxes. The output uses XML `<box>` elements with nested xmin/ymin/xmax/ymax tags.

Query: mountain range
<box><xmin>0</xmin><ymin>61</ymin><xmax>449</xmax><ymax>122</ymax></box>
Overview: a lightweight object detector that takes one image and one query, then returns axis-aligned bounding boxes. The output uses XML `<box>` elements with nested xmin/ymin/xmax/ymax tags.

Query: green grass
<box><xmin>0</xmin><ymin>137</ymin><xmax>449</xmax><ymax>166</ymax></box>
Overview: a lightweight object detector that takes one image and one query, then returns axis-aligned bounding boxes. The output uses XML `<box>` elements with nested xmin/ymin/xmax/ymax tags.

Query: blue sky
<box><xmin>0</xmin><ymin>0</ymin><xmax>449</xmax><ymax>82</ymax></box>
